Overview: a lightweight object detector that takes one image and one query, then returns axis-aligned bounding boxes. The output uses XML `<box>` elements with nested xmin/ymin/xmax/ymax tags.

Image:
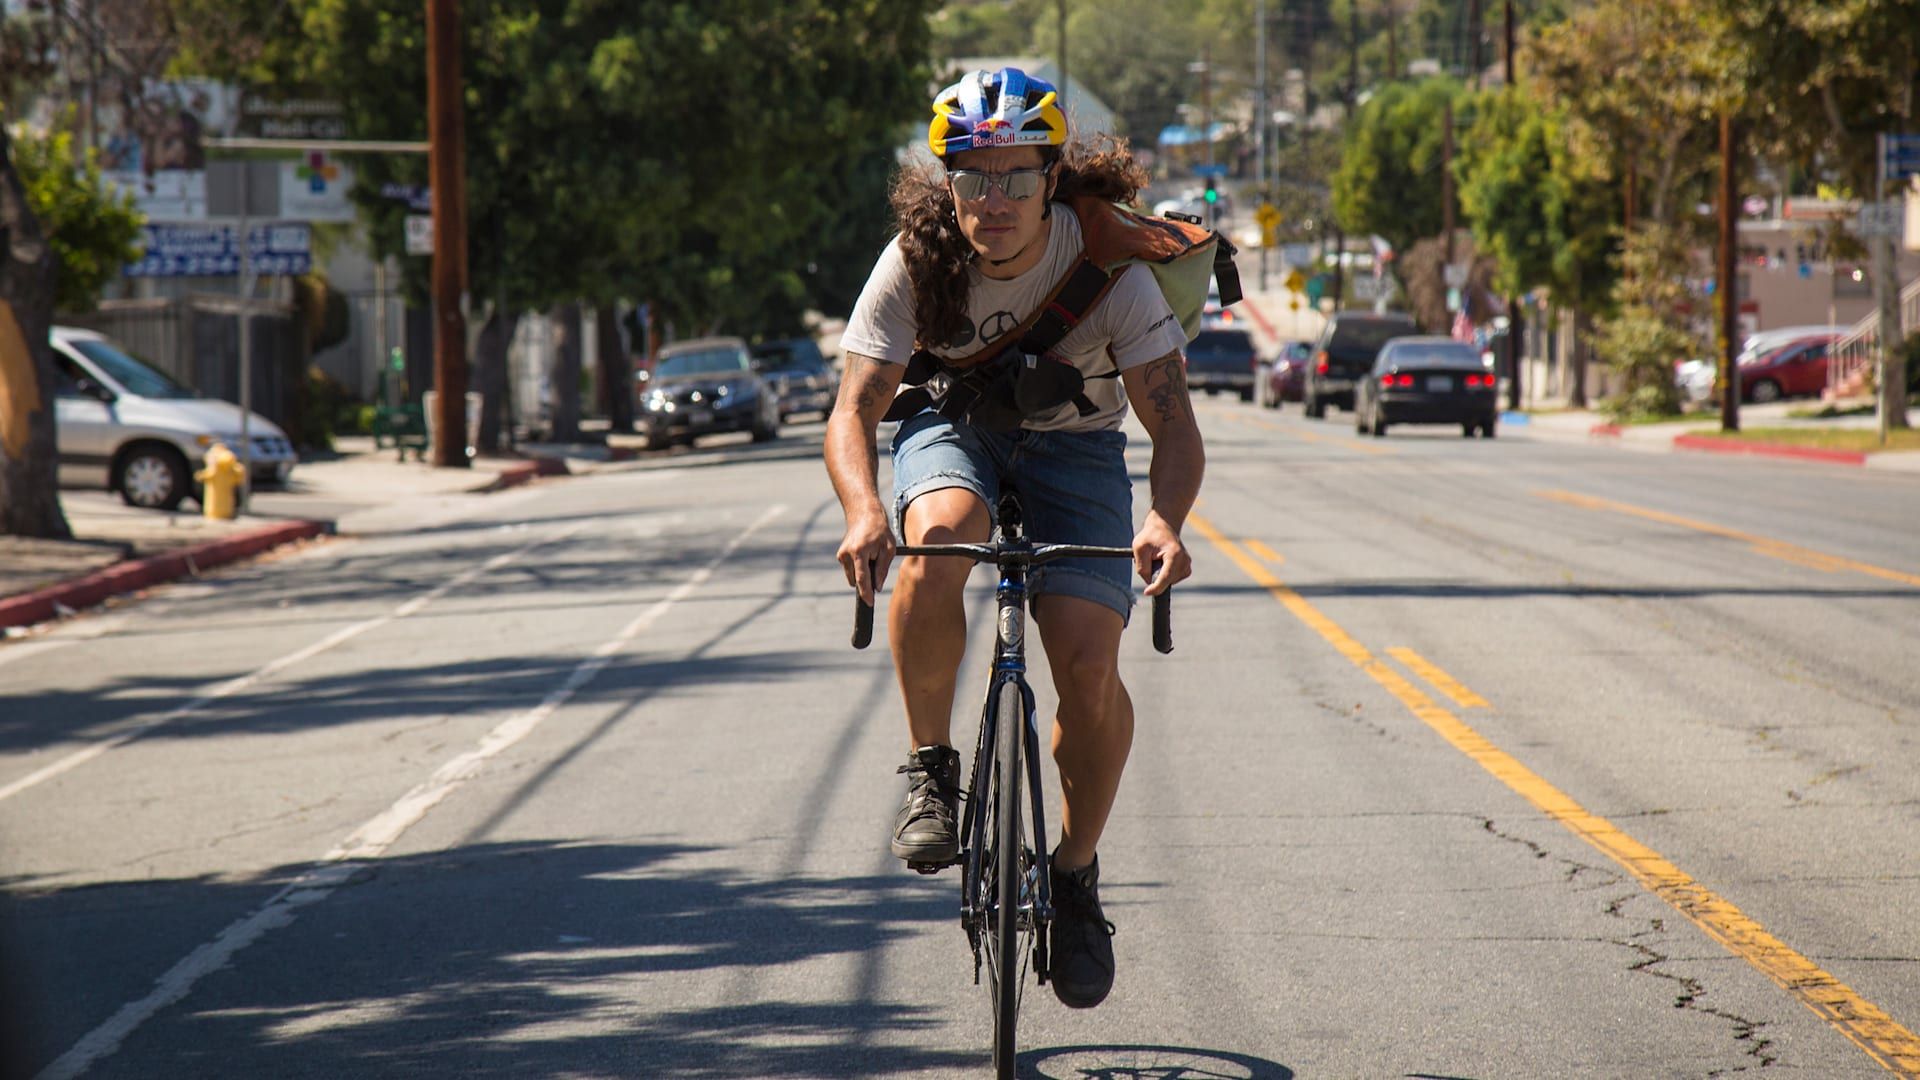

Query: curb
<box><xmin>0</xmin><ymin>519</ymin><xmax>332</xmax><ymax>631</ymax></box>
<box><xmin>471</xmin><ymin>455</ymin><xmax>570</xmax><ymax>493</ymax></box>
<box><xmin>1590</xmin><ymin>422</ymin><xmax>1624</xmax><ymax>438</ymax></box>
<box><xmin>1671</xmin><ymin>433</ymin><xmax>1868</xmax><ymax>466</ymax></box>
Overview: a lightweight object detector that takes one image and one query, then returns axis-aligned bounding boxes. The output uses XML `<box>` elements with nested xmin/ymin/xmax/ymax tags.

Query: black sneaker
<box><xmin>890</xmin><ymin>745</ymin><xmax>961</xmax><ymax>863</ymax></box>
<box><xmin>1048</xmin><ymin>854</ymin><xmax>1116</xmax><ymax>1008</ymax></box>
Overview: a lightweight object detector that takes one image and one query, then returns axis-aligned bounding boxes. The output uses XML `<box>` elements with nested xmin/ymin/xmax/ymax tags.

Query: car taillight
<box><xmin>1466</xmin><ymin>373</ymin><xmax>1493</xmax><ymax>388</ymax></box>
<box><xmin>1316</xmin><ymin>351</ymin><xmax>1329</xmax><ymax>375</ymax></box>
<box><xmin>1379</xmin><ymin>373</ymin><xmax>1395</xmax><ymax>387</ymax></box>
<box><xmin>1395</xmin><ymin>374</ymin><xmax>1415</xmax><ymax>388</ymax></box>
<box><xmin>1220</xmin><ymin>309</ymin><xmax>1233</xmax><ymax>324</ymax></box>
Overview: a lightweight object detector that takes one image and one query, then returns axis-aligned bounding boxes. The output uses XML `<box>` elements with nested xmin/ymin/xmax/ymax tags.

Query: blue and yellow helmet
<box><xmin>928</xmin><ymin>67</ymin><xmax>1069</xmax><ymax>159</ymax></box>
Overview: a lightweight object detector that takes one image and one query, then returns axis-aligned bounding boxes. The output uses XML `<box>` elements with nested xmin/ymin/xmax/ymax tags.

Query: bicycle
<box><xmin>852</xmin><ymin>491</ymin><xmax>1173</xmax><ymax>1078</ymax></box>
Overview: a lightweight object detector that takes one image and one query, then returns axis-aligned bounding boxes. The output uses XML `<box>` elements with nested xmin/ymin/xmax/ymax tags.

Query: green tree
<box><xmin>1592</xmin><ymin>225</ymin><xmax>1694</xmax><ymax>419</ymax></box>
<box><xmin>1331</xmin><ymin>76</ymin><xmax>1466</xmax><ymax>262</ymax></box>
<box><xmin>12</xmin><ymin>129</ymin><xmax>146</xmax><ymax>314</ymax></box>
<box><xmin>170</xmin><ymin>0</ymin><xmax>933</xmax><ymax>444</ymax></box>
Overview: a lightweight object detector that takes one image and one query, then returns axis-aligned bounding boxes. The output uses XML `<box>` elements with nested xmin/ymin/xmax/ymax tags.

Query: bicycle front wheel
<box><xmin>985</xmin><ymin>679</ymin><xmax>1025</xmax><ymax>1077</ymax></box>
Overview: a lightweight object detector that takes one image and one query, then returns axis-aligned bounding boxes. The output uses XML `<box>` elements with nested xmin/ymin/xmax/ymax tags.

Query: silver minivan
<box><xmin>51</xmin><ymin>326</ymin><xmax>298</xmax><ymax>511</ymax></box>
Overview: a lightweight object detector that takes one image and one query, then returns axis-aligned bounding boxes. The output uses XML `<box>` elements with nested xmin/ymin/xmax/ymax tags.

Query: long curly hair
<box><xmin>890</xmin><ymin>134</ymin><xmax>1150</xmax><ymax>350</ymax></box>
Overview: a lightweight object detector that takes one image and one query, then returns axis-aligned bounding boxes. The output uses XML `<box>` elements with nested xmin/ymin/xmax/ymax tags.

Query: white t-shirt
<box><xmin>839</xmin><ymin>205</ymin><xmax>1188</xmax><ymax>432</ymax></box>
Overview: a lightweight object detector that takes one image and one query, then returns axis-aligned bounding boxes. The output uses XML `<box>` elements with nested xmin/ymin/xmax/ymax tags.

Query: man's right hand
<box><xmin>837</xmin><ymin>509</ymin><xmax>896</xmax><ymax>605</ymax></box>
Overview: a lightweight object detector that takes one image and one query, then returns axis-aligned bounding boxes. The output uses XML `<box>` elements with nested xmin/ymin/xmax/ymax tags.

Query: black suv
<box><xmin>1303</xmin><ymin>311</ymin><xmax>1419</xmax><ymax>417</ymax></box>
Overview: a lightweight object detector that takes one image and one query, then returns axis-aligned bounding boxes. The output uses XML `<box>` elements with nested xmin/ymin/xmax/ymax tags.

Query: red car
<box><xmin>1738</xmin><ymin>334</ymin><xmax>1837</xmax><ymax>403</ymax></box>
<box><xmin>1263</xmin><ymin>340</ymin><xmax>1310</xmax><ymax>409</ymax></box>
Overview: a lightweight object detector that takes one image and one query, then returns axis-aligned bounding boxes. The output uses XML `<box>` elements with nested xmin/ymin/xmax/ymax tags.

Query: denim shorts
<box><xmin>890</xmin><ymin>412</ymin><xmax>1136</xmax><ymax>622</ymax></box>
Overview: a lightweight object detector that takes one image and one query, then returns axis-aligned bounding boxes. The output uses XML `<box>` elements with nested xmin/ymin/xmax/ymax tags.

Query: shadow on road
<box><xmin>1018</xmin><ymin>1043</ymin><xmax>1295</xmax><ymax>1079</ymax></box>
<box><xmin>2</xmin><ymin>840</ymin><xmax>976</xmax><ymax>1077</ymax></box>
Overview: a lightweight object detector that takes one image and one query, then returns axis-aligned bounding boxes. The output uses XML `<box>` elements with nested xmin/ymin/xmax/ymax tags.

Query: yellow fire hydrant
<box><xmin>195</xmin><ymin>442</ymin><xmax>246</xmax><ymax>520</ymax></box>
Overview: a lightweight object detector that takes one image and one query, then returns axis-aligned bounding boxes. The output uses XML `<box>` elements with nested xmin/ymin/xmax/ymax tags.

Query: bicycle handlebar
<box><xmin>850</xmin><ymin>548</ymin><xmax>1173</xmax><ymax>654</ymax></box>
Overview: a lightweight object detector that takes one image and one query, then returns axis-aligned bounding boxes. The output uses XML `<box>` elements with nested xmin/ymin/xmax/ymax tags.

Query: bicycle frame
<box><xmin>954</xmin><ymin>511</ymin><xmax>1054</xmax><ymax>984</ymax></box>
<box><xmin>848</xmin><ymin>493</ymin><xmax>1172</xmax><ymax>1076</ymax></box>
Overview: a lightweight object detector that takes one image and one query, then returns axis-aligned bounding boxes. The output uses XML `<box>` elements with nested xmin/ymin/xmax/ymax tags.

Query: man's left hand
<box><xmin>1132</xmin><ymin>514</ymin><xmax>1190</xmax><ymax>597</ymax></box>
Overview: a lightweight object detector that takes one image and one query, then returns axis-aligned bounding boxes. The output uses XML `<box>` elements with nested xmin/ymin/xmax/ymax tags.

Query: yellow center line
<box><xmin>1187</xmin><ymin>512</ymin><xmax>1920</xmax><ymax>1076</ymax></box>
<box><xmin>1244</xmin><ymin>539</ymin><xmax>1284</xmax><ymax>564</ymax></box>
<box><xmin>1538</xmin><ymin>489</ymin><xmax>1920</xmax><ymax>590</ymax></box>
<box><xmin>1386</xmin><ymin>646</ymin><xmax>1491</xmax><ymax>709</ymax></box>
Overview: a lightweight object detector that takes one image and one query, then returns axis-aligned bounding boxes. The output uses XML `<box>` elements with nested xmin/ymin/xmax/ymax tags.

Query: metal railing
<box><xmin>1827</xmin><ymin>276</ymin><xmax>1920</xmax><ymax>400</ymax></box>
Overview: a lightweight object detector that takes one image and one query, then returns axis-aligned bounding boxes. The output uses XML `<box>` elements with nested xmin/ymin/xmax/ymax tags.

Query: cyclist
<box><xmin>824</xmin><ymin>68</ymin><xmax>1204</xmax><ymax>1009</ymax></box>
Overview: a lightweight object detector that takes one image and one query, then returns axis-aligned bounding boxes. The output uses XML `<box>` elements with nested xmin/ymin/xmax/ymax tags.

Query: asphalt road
<box><xmin>2</xmin><ymin>407</ymin><xmax>1916</xmax><ymax>1079</ymax></box>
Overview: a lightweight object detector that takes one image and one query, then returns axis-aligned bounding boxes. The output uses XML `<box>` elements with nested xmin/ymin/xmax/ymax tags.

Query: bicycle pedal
<box><xmin>907</xmin><ymin>859</ymin><xmax>951</xmax><ymax>875</ymax></box>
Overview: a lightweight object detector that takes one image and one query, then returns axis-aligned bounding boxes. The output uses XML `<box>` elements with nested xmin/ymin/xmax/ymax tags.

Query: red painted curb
<box><xmin>1589</xmin><ymin>423</ymin><xmax>1624</xmax><ymax>438</ymax></box>
<box><xmin>0</xmin><ymin>519</ymin><xmax>331</xmax><ymax>631</ymax></box>
<box><xmin>476</xmin><ymin>456</ymin><xmax>569</xmax><ymax>493</ymax></box>
<box><xmin>1672</xmin><ymin>433</ymin><xmax>1868</xmax><ymax>465</ymax></box>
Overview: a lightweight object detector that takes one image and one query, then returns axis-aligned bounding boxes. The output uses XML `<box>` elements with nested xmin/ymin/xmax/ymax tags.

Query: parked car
<box><xmin>1354</xmin><ymin>336</ymin><xmax>1500</xmax><ymax>438</ymax></box>
<box><xmin>1199</xmin><ymin>276</ymin><xmax>1239</xmax><ymax>329</ymax></box>
<box><xmin>51</xmin><ymin>326</ymin><xmax>298</xmax><ymax>511</ymax></box>
<box><xmin>1739</xmin><ymin>334</ymin><xmax>1838</xmax><ymax>403</ymax></box>
<box><xmin>749</xmin><ymin>337</ymin><xmax>838</xmax><ymax>421</ymax></box>
<box><xmin>1304</xmin><ymin>310</ymin><xmax>1419</xmax><ymax>417</ymax></box>
<box><xmin>638</xmin><ymin>336</ymin><xmax>780</xmax><ymax>450</ymax></box>
<box><xmin>1184</xmin><ymin>328</ymin><xmax>1259</xmax><ymax>401</ymax></box>
<box><xmin>1673</xmin><ymin>328</ymin><xmax>1842</xmax><ymax>405</ymax></box>
<box><xmin>1264</xmin><ymin>340</ymin><xmax>1311</xmax><ymax>408</ymax></box>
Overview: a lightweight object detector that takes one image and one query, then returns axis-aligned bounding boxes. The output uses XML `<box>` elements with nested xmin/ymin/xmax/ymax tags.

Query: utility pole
<box><xmin>1333</xmin><ymin>0</ymin><xmax>1358</xmax><ymax>310</ymax></box>
<box><xmin>1503</xmin><ymin>0</ymin><xmax>1523</xmax><ymax>411</ymax></box>
<box><xmin>1202</xmin><ymin>41</ymin><xmax>1213</xmax><ymax>174</ymax></box>
<box><xmin>1873</xmin><ymin>134</ymin><xmax>1910</xmax><ymax>438</ymax></box>
<box><xmin>1468</xmin><ymin>0</ymin><xmax>1483</xmax><ymax>87</ymax></box>
<box><xmin>427</xmin><ymin>0</ymin><xmax>470</xmax><ymax>469</ymax></box>
<box><xmin>1057</xmin><ymin>0</ymin><xmax>1068</xmax><ymax>111</ymax></box>
<box><xmin>1442</xmin><ymin>97</ymin><xmax>1455</xmax><ymax>268</ymax></box>
<box><xmin>1257</xmin><ymin>0</ymin><xmax>1268</xmax><ymax>290</ymax></box>
<box><xmin>1718</xmin><ymin>111</ymin><xmax>1739</xmax><ymax>433</ymax></box>
<box><xmin>1386</xmin><ymin>2</ymin><xmax>1398</xmax><ymax>82</ymax></box>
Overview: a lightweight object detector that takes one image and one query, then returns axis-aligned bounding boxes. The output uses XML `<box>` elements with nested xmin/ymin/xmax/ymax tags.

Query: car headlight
<box><xmin>644</xmin><ymin>390</ymin><xmax>670</xmax><ymax>412</ymax></box>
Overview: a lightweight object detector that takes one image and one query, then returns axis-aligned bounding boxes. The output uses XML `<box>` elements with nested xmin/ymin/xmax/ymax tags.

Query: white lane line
<box><xmin>0</xmin><ymin>524</ymin><xmax>585</xmax><ymax>805</ymax></box>
<box><xmin>33</xmin><ymin>505</ymin><xmax>783</xmax><ymax>1080</ymax></box>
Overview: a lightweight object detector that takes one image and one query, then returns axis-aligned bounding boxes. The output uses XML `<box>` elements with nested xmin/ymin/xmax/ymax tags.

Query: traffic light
<box><xmin>1204</xmin><ymin>176</ymin><xmax>1218</xmax><ymax>205</ymax></box>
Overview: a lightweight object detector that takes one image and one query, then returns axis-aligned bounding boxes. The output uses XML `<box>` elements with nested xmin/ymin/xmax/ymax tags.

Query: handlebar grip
<box><xmin>853</xmin><ymin>596</ymin><xmax>874</xmax><ymax>650</ymax></box>
<box><xmin>1152</xmin><ymin>589</ymin><xmax>1172</xmax><ymax>654</ymax></box>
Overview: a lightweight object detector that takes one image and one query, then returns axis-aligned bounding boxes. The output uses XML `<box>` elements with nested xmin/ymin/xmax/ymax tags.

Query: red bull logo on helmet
<box><xmin>970</xmin><ymin>118</ymin><xmax>1017</xmax><ymax>148</ymax></box>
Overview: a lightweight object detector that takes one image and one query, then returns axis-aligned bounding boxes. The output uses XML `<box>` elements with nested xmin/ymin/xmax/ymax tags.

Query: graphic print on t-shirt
<box><xmin>979</xmin><ymin>310</ymin><xmax>1019</xmax><ymax>344</ymax></box>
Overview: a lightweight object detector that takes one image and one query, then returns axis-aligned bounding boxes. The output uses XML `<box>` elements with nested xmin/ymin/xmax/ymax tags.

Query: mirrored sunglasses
<box><xmin>948</xmin><ymin>167</ymin><xmax>1049</xmax><ymax>202</ymax></box>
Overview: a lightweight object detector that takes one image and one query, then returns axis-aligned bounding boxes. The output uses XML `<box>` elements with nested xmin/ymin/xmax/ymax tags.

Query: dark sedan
<box><xmin>1354</xmin><ymin>337</ymin><xmax>1500</xmax><ymax>438</ymax></box>
<box><xmin>639</xmin><ymin>337</ymin><xmax>780</xmax><ymax>450</ymax></box>
<box><xmin>1263</xmin><ymin>340</ymin><xmax>1310</xmax><ymax>409</ymax></box>
<box><xmin>750</xmin><ymin>337</ymin><xmax>839</xmax><ymax>421</ymax></box>
<box><xmin>1185</xmin><ymin>328</ymin><xmax>1259</xmax><ymax>401</ymax></box>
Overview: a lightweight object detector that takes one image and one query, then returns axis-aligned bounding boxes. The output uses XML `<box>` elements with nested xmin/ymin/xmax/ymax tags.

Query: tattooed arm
<box><xmin>1120</xmin><ymin>349</ymin><xmax>1205</xmax><ymax>595</ymax></box>
<box><xmin>824</xmin><ymin>352</ymin><xmax>906</xmax><ymax>603</ymax></box>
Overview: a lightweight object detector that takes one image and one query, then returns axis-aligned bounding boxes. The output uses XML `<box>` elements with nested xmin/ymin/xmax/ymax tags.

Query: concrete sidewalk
<box><xmin>0</xmin><ymin>437</ymin><xmax>576</xmax><ymax>631</ymax></box>
<box><xmin>1507</xmin><ymin>405</ymin><xmax>1920</xmax><ymax>471</ymax></box>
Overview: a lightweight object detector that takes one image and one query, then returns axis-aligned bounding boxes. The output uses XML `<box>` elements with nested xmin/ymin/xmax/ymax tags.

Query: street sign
<box><xmin>1283</xmin><ymin>269</ymin><xmax>1306</xmax><ymax>294</ymax></box>
<box><xmin>1443</xmin><ymin>263</ymin><xmax>1470</xmax><ymax>288</ymax></box>
<box><xmin>1304</xmin><ymin>274</ymin><xmax>1325</xmax><ymax>305</ymax></box>
<box><xmin>405</xmin><ymin>214</ymin><xmax>435</xmax><ymax>255</ymax></box>
<box><xmin>1352</xmin><ymin>274</ymin><xmax>1382</xmax><ymax>302</ymax></box>
<box><xmin>124</xmin><ymin>223</ymin><xmax>311</xmax><ymax>277</ymax></box>
<box><xmin>1192</xmin><ymin>163</ymin><xmax>1229</xmax><ymax>178</ymax></box>
<box><xmin>379</xmin><ymin>182</ymin><xmax>432</xmax><ymax>212</ymax></box>
<box><xmin>1882</xmin><ymin>134</ymin><xmax>1920</xmax><ymax>180</ymax></box>
<box><xmin>1857</xmin><ymin>201</ymin><xmax>1904</xmax><ymax>237</ymax></box>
